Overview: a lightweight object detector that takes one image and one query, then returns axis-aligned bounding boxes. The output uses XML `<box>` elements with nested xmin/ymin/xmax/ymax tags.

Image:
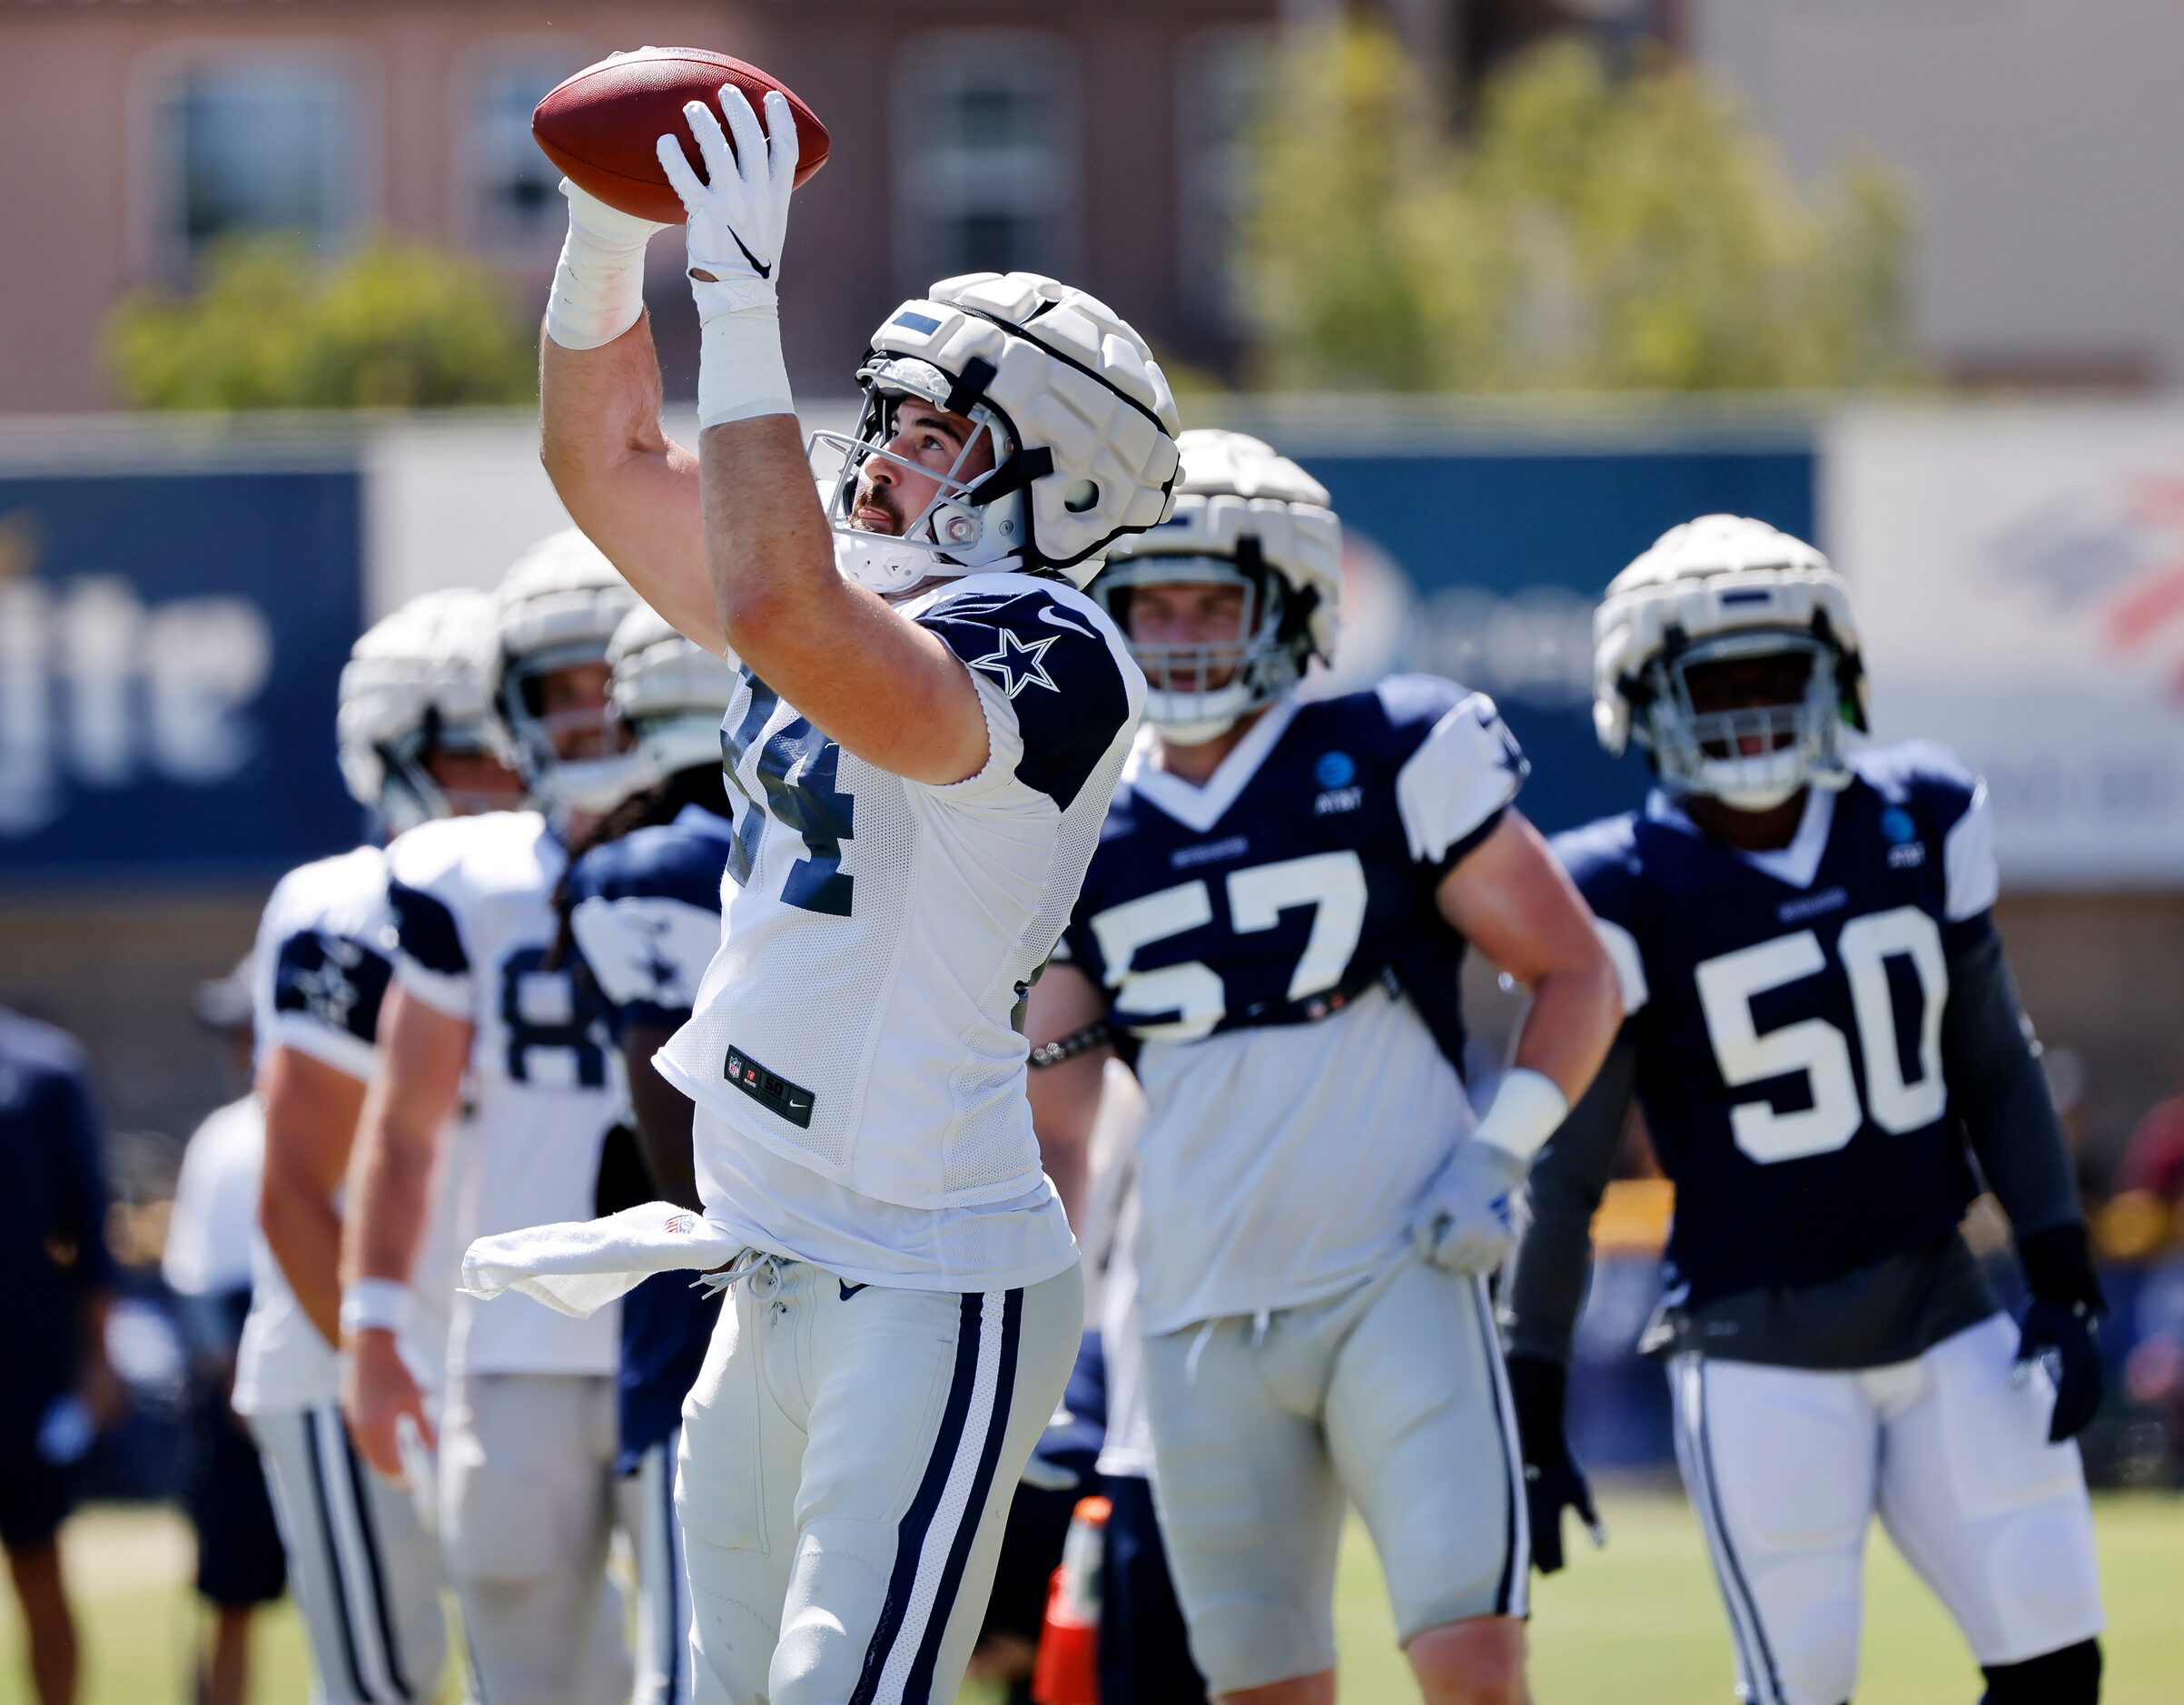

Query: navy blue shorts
<box><xmin>0</xmin><ymin>1388</ymin><xmax>80</xmax><ymax>1552</ymax></box>
<box><xmin>1101</xmin><ymin>1473</ymin><xmax>1208</xmax><ymax>1705</ymax></box>
<box><xmin>183</xmin><ymin>1386</ymin><xmax>286</xmax><ymax>1607</ymax></box>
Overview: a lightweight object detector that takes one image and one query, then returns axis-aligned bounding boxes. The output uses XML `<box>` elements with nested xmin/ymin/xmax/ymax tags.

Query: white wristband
<box><xmin>1470</xmin><ymin>1067</ymin><xmax>1570</xmax><ymax>1165</ymax></box>
<box><xmin>696</xmin><ymin>306</ymin><xmax>794</xmax><ymax>429</ymax></box>
<box><xmin>544</xmin><ymin>182</ymin><xmax>659</xmax><ymax>352</ymax></box>
<box><xmin>340</xmin><ymin>1278</ymin><xmax>410</xmax><ymax>1337</ymax></box>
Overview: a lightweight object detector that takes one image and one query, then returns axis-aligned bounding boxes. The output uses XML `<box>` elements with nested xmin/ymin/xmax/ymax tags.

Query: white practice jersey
<box><xmin>1057</xmin><ymin>679</ymin><xmax>1523</xmax><ymax>1333</ymax></box>
<box><xmin>387</xmin><ymin>811</ymin><xmax>620</xmax><ymax>1375</ymax></box>
<box><xmin>235</xmin><ymin>845</ymin><xmax>464</xmax><ymax>1413</ymax></box>
<box><xmin>657</xmin><ymin>573</ymin><xmax>1144</xmax><ymax>1291</ymax></box>
<box><xmin>163</xmin><ymin>1095</ymin><xmax>263</xmax><ymax>1301</ymax></box>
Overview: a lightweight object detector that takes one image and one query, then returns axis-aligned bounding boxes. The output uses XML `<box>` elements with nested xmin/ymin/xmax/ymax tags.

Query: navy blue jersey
<box><xmin>567</xmin><ymin>807</ymin><xmax>733</xmax><ymax>1466</ymax></box>
<box><xmin>1058</xmin><ymin>676</ymin><xmax>1525</xmax><ymax>1065</ymax></box>
<box><xmin>0</xmin><ymin>1011</ymin><xmax>115</xmax><ymax>1396</ymax></box>
<box><xmin>1555</xmin><ymin>742</ymin><xmax>2001</xmax><ymax>1310</ymax></box>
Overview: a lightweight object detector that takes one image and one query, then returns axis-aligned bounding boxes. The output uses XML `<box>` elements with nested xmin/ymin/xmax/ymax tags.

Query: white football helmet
<box><xmin>1595</xmin><ymin>514</ymin><xmax>1869</xmax><ymax>810</ymax></box>
<box><xmin>606</xmin><ymin>604</ymin><xmax>739</xmax><ymax>783</ymax></box>
<box><xmin>1095</xmin><ymin>429</ymin><xmax>1343</xmax><ymax>744</ymax></box>
<box><xmin>337</xmin><ymin>588</ymin><xmax>502</xmax><ymax>833</ymax></box>
<box><xmin>487</xmin><ymin>529</ymin><xmax>646</xmax><ymax>815</ymax></box>
<box><xmin>809</xmin><ymin>271</ymin><xmax>1182</xmax><ymax>596</ymax></box>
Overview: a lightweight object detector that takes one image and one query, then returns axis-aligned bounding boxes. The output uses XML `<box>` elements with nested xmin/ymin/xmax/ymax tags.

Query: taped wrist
<box><xmin>340</xmin><ymin>1277</ymin><xmax>410</xmax><ymax>1337</ymax></box>
<box><xmin>697</xmin><ymin>306</ymin><xmax>794</xmax><ymax>429</ymax></box>
<box><xmin>544</xmin><ymin>183</ymin><xmax>657</xmax><ymax>351</ymax></box>
<box><xmin>1472</xmin><ymin>1067</ymin><xmax>1570</xmax><ymax>1166</ymax></box>
<box><xmin>2019</xmin><ymin>1221</ymin><xmax>2105</xmax><ymax>1314</ymax></box>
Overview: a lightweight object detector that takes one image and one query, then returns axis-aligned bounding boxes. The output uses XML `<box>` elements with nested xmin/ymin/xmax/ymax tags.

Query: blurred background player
<box><xmin>242</xmin><ymin>587</ymin><xmax>519</xmax><ymax>1705</ymax></box>
<box><xmin>160</xmin><ymin>960</ymin><xmax>284</xmax><ymax>1705</ymax></box>
<box><xmin>341</xmin><ymin>537</ymin><xmax>642</xmax><ymax>1705</ymax></box>
<box><xmin>1502</xmin><ymin>516</ymin><xmax>2109</xmax><ymax>1705</ymax></box>
<box><xmin>0</xmin><ymin>1009</ymin><xmax>124</xmax><ymax>1705</ymax></box>
<box><xmin>559</xmin><ymin>603</ymin><xmax>738</xmax><ymax>1705</ymax></box>
<box><xmin>526</xmin><ymin>82</ymin><xmax>1178</xmax><ymax>1703</ymax></box>
<box><xmin>1025</xmin><ymin>429</ymin><xmax>1623</xmax><ymax>1705</ymax></box>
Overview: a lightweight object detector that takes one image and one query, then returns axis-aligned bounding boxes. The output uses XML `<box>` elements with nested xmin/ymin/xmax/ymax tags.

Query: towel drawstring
<box><xmin>695</xmin><ymin>1248</ymin><xmax>784</xmax><ymax>1301</ymax></box>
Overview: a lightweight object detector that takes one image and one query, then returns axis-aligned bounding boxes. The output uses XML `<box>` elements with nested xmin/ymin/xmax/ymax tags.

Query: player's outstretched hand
<box><xmin>1410</xmin><ymin>1138</ymin><xmax>1527</xmax><ymax>1276</ymax></box>
<box><xmin>2016</xmin><ymin>1300</ymin><xmax>2103</xmax><ymax>1443</ymax></box>
<box><xmin>342</xmin><ymin>1329</ymin><xmax>436</xmax><ymax>1483</ymax></box>
<box><xmin>1506</xmin><ymin>1354</ymin><xmax>1606</xmax><ymax>1574</ymax></box>
<box><xmin>656</xmin><ymin>85</ymin><xmax>799</xmax><ymax>319</ymax></box>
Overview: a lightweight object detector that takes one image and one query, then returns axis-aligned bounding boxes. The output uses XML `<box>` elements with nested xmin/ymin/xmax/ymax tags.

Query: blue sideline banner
<box><xmin>0</xmin><ymin>466</ymin><xmax>364</xmax><ymax>880</ymax></box>
<box><xmin>1268</xmin><ymin>429</ymin><xmax>1819</xmax><ymax>836</ymax></box>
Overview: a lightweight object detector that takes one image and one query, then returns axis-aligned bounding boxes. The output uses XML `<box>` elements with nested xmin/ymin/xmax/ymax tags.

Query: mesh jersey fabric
<box><xmin>385</xmin><ymin>811</ymin><xmax>620</xmax><ymax>1375</ymax></box>
<box><xmin>657</xmin><ymin>573</ymin><xmax>1143</xmax><ymax>1287</ymax></box>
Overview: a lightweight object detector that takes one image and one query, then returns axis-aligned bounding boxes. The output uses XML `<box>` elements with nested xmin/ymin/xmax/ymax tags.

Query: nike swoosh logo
<box><xmin>838</xmin><ymin>1280</ymin><xmax>869</xmax><ymax>1301</ymax></box>
<box><xmin>728</xmin><ymin>228</ymin><xmax>773</xmax><ymax>280</ymax></box>
<box><xmin>1037</xmin><ymin>605</ymin><xmax>1096</xmax><ymax>639</ymax></box>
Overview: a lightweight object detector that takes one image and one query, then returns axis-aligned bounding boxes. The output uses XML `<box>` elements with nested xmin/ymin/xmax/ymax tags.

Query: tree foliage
<box><xmin>1238</xmin><ymin>28</ymin><xmax>1920</xmax><ymax>391</ymax></box>
<box><xmin>106</xmin><ymin>240</ymin><xmax>536</xmax><ymax>410</ymax></box>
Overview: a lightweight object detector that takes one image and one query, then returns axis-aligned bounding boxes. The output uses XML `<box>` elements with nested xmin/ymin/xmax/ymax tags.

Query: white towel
<box><xmin>460</xmin><ymin>1201</ymin><xmax>744</xmax><ymax>1319</ymax></box>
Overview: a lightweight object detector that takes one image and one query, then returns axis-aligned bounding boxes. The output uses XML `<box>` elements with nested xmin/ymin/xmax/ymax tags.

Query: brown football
<box><xmin>532</xmin><ymin>47</ymin><xmax>830</xmax><ymax>225</ymax></box>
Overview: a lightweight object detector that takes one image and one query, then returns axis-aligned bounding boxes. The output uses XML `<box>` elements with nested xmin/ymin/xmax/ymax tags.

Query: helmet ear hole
<box><xmin>1062</xmin><ymin>479</ymin><xmax>1100</xmax><ymax>515</ymax></box>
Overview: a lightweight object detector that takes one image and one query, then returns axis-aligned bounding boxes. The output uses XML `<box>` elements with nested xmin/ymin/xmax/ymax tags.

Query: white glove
<box><xmin>543</xmin><ymin>180</ymin><xmax>667</xmax><ymax>352</ymax></box>
<box><xmin>1409</xmin><ymin>1067</ymin><xmax>1569</xmax><ymax>1276</ymax></box>
<box><xmin>656</xmin><ymin>85</ymin><xmax>799</xmax><ymax>321</ymax></box>
<box><xmin>1410</xmin><ymin>1138</ymin><xmax>1528</xmax><ymax>1276</ymax></box>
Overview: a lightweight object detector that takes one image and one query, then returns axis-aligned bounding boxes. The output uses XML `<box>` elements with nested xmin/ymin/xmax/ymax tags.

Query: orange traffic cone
<box><xmin>1033</xmin><ymin>1494</ymin><xmax>1110</xmax><ymax>1705</ymax></box>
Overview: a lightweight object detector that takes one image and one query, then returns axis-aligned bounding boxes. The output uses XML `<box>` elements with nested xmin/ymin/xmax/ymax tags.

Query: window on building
<box><xmin>470</xmin><ymin>48</ymin><xmax>587</xmax><ymax>245</ymax></box>
<box><xmin>159</xmin><ymin>59</ymin><xmax>359</xmax><ymax>266</ymax></box>
<box><xmin>897</xmin><ymin>34</ymin><xmax>1077</xmax><ymax>283</ymax></box>
<box><xmin>1178</xmin><ymin>28</ymin><xmax>1271</xmax><ymax>332</ymax></box>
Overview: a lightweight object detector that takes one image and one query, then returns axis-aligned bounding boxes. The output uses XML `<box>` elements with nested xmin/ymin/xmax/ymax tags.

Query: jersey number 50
<box><xmin>1694</xmin><ymin>904</ymin><xmax>1948</xmax><ymax>1165</ymax></box>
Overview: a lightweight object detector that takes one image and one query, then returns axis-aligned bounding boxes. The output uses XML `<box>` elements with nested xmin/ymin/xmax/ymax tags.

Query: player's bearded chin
<box><xmin>850</xmin><ymin>478</ymin><xmax>905</xmax><ymax>535</ymax></box>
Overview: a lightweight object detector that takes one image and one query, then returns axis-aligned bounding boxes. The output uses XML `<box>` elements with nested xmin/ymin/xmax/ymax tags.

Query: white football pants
<box><xmin>439</xmin><ymin>1370</ymin><xmax>631</xmax><ymax>1705</ymax></box>
<box><xmin>252</xmin><ymin>1401</ymin><xmax>449</xmax><ymax>1704</ymax></box>
<box><xmin>1670</xmin><ymin>1314</ymin><xmax>2104</xmax><ymax>1705</ymax></box>
<box><xmin>677</xmin><ymin>1255</ymin><xmax>1082</xmax><ymax>1705</ymax></box>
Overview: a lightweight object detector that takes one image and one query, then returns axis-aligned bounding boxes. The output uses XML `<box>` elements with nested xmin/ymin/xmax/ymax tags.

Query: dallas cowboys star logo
<box><xmin>968</xmin><ymin>626</ymin><xmax>1059</xmax><ymax>699</ymax></box>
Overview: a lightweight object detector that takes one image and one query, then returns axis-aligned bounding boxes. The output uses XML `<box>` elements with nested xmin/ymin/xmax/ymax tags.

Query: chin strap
<box><xmin>966</xmin><ymin>445</ymin><xmax>1053</xmax><ymax>508</ymax></box>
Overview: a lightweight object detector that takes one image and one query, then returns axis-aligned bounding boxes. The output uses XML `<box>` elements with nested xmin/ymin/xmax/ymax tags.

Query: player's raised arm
<box><xmin>652</xmin><ymin>89</ymin><xmax>993</xmax><ymax>784</ymax></box>
<box><xmin>538</xmin><ymin>186</ymin><xmax>719</xmax><ymax>652</ymax></box>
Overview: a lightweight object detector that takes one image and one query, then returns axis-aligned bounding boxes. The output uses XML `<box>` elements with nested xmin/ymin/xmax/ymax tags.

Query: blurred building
<box><xmin>0</xmin><ymin>0</ymin><xmax>1693</xmax><ymax>415</ymax></box>
<box><xmin>1693</xmin><ymin>0</ymin><xmax>2184</xmax><ymax>389</ymax></box>
<box><xmin>0</xmin><ymin>0</ymin><xmax>1253</xmax><ymax>411</ymax></box>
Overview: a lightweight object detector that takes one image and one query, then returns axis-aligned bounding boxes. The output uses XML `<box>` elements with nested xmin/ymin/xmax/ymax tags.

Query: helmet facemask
<box><xmin>1097</xmin><ymin>544</ymin><xmax>1310</xmax><ymax>745</ymax></box>
<box><xmin>808</xmin><ymin>355</ymin><xmax>1032</xmax><ymax>596</ymax></box>
<box><xmin>1634</xmin><ymin>629</ymin><xmax>1851</xmax><ymax>811</ymax></box>
<box><xmin>373</xmin><ymin>709</ymin><xmax>507</xmax><ymax>833</ymax></box>
<box><xmin>498</xmin><ymin>639</ymin><xmax>652</xmax><ymax>816</ymax></box>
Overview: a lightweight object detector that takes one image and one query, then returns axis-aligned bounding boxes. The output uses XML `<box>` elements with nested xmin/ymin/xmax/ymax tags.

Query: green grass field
<box><xmin>4</xmin><ymin>1492</ymin><xmax>2178</xmax><ymax>1702</ymax></box>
